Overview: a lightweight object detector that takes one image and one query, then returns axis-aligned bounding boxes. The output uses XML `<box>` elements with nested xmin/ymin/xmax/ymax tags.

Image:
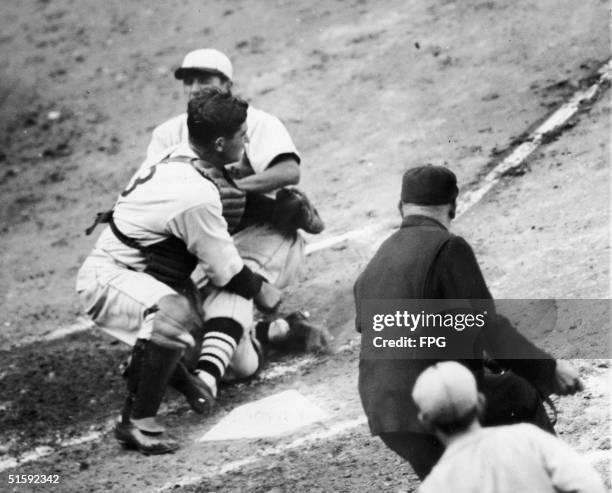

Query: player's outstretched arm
<box><xmin>234</xmin><ymin>156</ymin><xmax>300</xmax><ymax>194</ymax></box>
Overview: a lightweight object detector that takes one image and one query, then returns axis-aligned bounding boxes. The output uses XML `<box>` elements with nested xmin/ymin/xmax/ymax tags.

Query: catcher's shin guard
<box><xmin>117</xmin><ymin>339</ymin><xmax>182</xmax><ymax>454</ymax></box>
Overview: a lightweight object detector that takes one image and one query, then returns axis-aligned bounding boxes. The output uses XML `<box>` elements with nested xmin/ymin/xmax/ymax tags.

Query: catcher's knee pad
<box><xmin>148</xmin><ymin>294</ymin><xmax>201</xmax><ymax>350</ymax></box>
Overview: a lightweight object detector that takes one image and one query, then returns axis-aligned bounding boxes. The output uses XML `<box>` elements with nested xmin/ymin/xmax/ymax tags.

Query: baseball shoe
<box><xmin>169</xmin><ymin>361</ymin><xmax>216</xmax><ymax>415</ymax></box>
<box><xmin>114</xmin><ymin>421</ymin><xmax>179</xmax><ymax>455</ymax></box>
<box><xmin>274</xmin><ymin>311</ymin><xmax>332</xmax><ymax>353</ymax></box>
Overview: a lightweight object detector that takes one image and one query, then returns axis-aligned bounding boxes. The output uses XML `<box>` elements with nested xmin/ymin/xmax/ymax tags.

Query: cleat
<box><xmin>169</xmin><ymin>361</ymin><xmax>216</xmax><ymax>415</ymax></box>
<box><xmin>114</xmin><ymin>421</ymin><xmax>179</xmax><ymax>455</ymax></box>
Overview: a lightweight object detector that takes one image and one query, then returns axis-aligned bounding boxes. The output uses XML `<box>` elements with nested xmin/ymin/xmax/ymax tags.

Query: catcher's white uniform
<box><xmin>76</xmin><ymin>143</ymin><xmax>243</xmax><ymax>342</ymax></box>
<box><xmin>146</xmin><ymin>107</ymin><xmax>305</xmax><ymax>343</ymax></box>
<box><xmin>77</xmin><ymin>143</ymin><xmax>269</xmax><ymax>378</ymax></box>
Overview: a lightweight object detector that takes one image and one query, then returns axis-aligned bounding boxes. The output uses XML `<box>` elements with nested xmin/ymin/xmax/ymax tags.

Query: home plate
<box><xmin>198</xmin><ymin>390</ymin><xmax>329</xmax><ymax>441</ymax></box>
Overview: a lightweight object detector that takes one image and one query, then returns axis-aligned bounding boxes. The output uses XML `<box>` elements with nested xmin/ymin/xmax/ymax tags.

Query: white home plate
<box><xmin>198</xmin><ymin>390</ymin><xmax>329</xmax><ymax>442</ymax></box>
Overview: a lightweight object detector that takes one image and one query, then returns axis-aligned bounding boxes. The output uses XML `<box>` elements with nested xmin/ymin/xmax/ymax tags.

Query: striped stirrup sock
<box><xmin>197</xmin><ymin>318</ymin><xmax>242</xmax><ymax>391</ymax></box>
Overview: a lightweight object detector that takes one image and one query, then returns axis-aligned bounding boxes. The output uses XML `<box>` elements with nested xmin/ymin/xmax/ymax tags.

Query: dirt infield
<box><xmin>0</xmin><ymin>0</ymin><xmax>610</xmax><ymax>491</ymax></box>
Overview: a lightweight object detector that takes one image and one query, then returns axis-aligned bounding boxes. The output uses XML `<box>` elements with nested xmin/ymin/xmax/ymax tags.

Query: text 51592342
<box><xmin>8</xmin><ymin>474</ymin><xmax>60</xmax><ymax>484</ymax></box>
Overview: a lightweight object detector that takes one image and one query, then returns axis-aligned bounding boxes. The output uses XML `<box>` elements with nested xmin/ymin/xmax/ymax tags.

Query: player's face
<box><xmin>220</xmin><ymin>122</ymin><xmax>248</xmax><ymax>163</ymax></box>
<box><xmin>183</xmin><ymin>74</ymin><xmax>232</xmax><ymax>101</ymax></box>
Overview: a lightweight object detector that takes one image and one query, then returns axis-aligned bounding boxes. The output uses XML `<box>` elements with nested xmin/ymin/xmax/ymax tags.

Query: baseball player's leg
<box><xmin>116</xmin><ymin>293</ymin><xmax>206</xmax><ymax>453</ymax></box>
<box><xmin>197</xmin><ymin>288</ymin><xmax>261</xmax><ymax>391</ymax></box>
<box><xmin>77</xmin><ymin>256</ymin><xmax>208</xmax><ymax>453</ymax></box>
<box><xmin>116</xmin><ymin>338</ymin><xmax>184</xmax><ymax>454</ymax></box>
<box><xmin>76</xmin><ymin>252</ymin><xmax>178</xmax><ymax>344</ymax></box>
<box><xmin>223</xmin><ymin>330</ymin><xmax>262</xmax><ymax>382</ymax></box>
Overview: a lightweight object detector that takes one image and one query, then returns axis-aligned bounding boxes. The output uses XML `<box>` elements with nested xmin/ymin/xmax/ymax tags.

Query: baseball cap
<box><xmin>175</xmin><ymin>49</ymin><xmax>233</xmax><ymax>81</ymax></box>
<box><xmin>412</xmin><ymin>361</ymin><xmax>478</xmax><ymax>423</ymax></box>
<box><xmin>401</xmin><ymin>165</ymin><xmax>458</xmax><ymax>205</ymax></box>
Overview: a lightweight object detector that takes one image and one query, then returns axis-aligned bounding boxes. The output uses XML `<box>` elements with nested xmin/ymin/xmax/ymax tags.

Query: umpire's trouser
<box><xmin>378</xmin><ymin>369</ymin><xmax>554</xmax><ymax>480</ymax></box>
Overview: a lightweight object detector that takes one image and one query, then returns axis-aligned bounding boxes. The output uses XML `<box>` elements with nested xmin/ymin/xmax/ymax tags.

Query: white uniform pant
<box><xmin>76</xmin><ymin>224</ymin><xmax>304</xmax><ymax>379</ymax></box>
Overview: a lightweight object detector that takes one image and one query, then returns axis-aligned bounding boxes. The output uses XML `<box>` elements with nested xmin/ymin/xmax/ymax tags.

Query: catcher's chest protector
<box><xmin>85</xmin><ymin>156</ymin><xmax>216</xmax><ymax>288</ymax></box>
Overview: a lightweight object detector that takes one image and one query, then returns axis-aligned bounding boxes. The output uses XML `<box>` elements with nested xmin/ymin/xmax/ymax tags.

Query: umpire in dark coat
<box><xmin>354</xmin><ymin>165</ymin><xmax>583</xmax><ymax>479</ymax></box>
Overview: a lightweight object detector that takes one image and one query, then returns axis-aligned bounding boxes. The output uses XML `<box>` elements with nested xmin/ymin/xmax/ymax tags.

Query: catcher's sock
<box><xmin>255</xmin><ymin>318</ymin><xmax>290</xmax><ymax>345</ymax></box>
<box><xmin>197</xmin><ymin>318</ymin><xmax>242</xmax><ymax>390</ymax></box>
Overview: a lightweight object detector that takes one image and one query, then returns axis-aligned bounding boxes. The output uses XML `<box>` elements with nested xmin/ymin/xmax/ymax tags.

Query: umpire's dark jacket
<box><xmin>355</xmin><ymin>215</ymin><xmax>556</xmax><ymax>434</ymax></box>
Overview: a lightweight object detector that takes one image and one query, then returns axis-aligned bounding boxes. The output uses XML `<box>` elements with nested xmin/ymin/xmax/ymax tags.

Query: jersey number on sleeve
<box><xmin>121</xmin><ymin>165</ymin><xmax>158</xmax><ymax>197</ymax></box>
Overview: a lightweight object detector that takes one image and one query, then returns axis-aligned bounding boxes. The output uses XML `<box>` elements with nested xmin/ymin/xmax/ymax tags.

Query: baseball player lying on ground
<box><xmin>77</xmin><ymin>89</ymin><xmax>324</xmax><ymax>455</ymax></box>
<box><xmin>413</xmin><ymin>362</ymin><xmax>605</xmax><ymax>493</ymax></box>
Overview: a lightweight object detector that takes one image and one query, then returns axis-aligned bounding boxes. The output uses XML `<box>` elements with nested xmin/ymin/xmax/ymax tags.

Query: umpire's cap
<box><xmin>412</xmin><ymin>362</ymin><xmax>478</xmax><ymax>423</ymax></box>
<box><xmin>401</xmin><ymin>165</ymin><xmax>458</xmax><ymax>205</ymax></box>
<box><xmin>175</xmin><ymin>49</ymin><xmax>233</xmax><ymax>81</ymax></box>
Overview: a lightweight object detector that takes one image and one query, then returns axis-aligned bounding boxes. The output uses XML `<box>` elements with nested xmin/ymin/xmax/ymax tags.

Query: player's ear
<box><xmin>213</xmin><ymin>136</ymin><xmax>225</xmax><ymax>153</ymax></box>
<box><xmin>221</xmin><ymin>79</ymin><xmax>233</xmax><ymax>94</ymax></box>
<box><xmin>476</xmin><ymin>392</ymin><xmax>486</xmax><ymax>418</ymax></box>
<box><xmin>448</xmin><ymin>200</ymin><xmax>456</xmax><ymax>220</ymax></box>
<box><xmin>417</xmin><ymin>411</ymin><xmax>433</xmax><ymax>431</ymax></box>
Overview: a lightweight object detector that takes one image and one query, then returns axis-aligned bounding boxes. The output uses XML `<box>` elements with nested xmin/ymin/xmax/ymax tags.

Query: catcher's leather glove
<box><xmin>273</xmin><ymin>188</ymin><xmax>324</xmax><ymax>234</ymax></box>
<box><xmin>271</xmin><ymin>311</ymin><xmax>332</xmax><ymax>353</ymax></box>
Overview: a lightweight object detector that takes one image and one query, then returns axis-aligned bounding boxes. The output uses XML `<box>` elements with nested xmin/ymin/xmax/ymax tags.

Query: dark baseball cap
<box><xmin>401</xmin><ymin>165</ymin><xmax>458</xmax><ymax>205</ymax></box>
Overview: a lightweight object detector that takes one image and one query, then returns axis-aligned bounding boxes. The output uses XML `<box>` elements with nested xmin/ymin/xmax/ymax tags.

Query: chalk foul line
<box><xmin>457</xmin><ymin>60</ymin><xmax>611</xmax><ymax>216</ymax></box>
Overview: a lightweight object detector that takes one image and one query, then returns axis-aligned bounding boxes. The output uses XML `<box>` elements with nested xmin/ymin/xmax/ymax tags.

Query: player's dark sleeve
<box><xmin>268</xmin><ymin>152</ymin><xmax>301</xmax><ymax>167</ymax></box>
<box><xmin>224</xmin><ymin>265</ymin><xmax>263</xmax><ymax>300</ymax></box>
<box><xmin>427</xmin><ymin>236</ymin><xmax>556</xmax><ymax>391</ymax></box>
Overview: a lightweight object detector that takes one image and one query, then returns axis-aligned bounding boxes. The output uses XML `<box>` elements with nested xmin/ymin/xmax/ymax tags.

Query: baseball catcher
<box><xmin>78</xmin><ymin>90</ymin><xmax>291</xmax><ymax>454</ymax></box>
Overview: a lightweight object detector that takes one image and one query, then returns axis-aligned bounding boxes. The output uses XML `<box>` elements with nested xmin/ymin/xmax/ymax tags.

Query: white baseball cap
<box><xmin>412</xmin><ymin>361</ymin><xmax>478</xmax><ymax>423</ymax></box>
<box><xmin>175</xmin><ymin>48</ymin><xmax>233</xmax><ymax>81</ymax></box>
